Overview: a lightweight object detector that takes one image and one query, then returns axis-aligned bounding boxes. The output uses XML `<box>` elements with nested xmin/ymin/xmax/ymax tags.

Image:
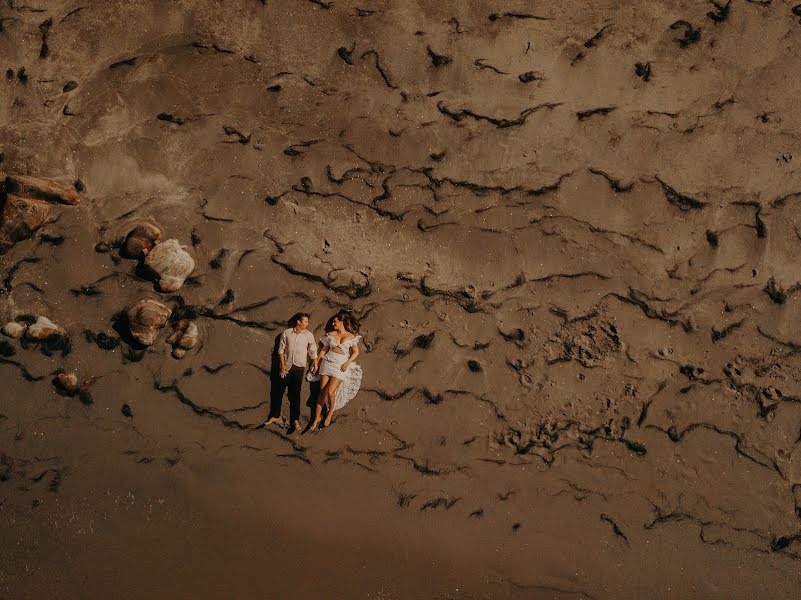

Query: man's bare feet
<box><xmin>264</xmin><ymin>416</ymin><xmax>280</xmax><ymax>426</ymax></box>
<box><xmin>288</xmin><ymin>420</ymin><xmax>302</xmax><ymax>433</ymax></box>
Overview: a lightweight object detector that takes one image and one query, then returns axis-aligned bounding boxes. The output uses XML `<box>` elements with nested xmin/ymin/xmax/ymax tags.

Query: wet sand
<box><xmin>2</xmin><ymin>1</ymin><xmax>801</xmax><ymax>598</ymax></box>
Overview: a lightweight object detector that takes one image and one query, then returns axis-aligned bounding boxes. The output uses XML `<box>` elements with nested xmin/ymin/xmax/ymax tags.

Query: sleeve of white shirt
<box><xmin>307</xmin><ymin>332</ymin><xmax>318</xmax><ymax>359</ymax></box>
<box><xmin>278</xmin><ymin>330</ymin><xmax>287</xmax><ymax>356</ymax></box>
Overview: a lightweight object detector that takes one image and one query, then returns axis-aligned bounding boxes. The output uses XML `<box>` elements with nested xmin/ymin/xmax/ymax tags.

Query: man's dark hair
<box><xmin>288</xmin><ymin>312</ymin><xmax>310</xmax><ymax>327</ymax></box>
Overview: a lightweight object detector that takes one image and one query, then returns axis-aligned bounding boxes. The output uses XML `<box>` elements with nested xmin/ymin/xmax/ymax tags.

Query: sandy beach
<box><xmin>2</xmin><ymin>1</ymin><xmax>801</xmax><ymax>598</ymax></box>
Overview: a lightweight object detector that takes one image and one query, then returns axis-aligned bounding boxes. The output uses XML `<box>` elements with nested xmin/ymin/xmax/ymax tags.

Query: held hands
<box><xmin>280</xmin><ymin>366</ymin><xmax>289</xmax><ymax>378</ymax></box>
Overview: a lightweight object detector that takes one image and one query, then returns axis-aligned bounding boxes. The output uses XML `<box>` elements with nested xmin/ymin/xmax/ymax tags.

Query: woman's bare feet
<box><xmin>322</xmin><ymin>411</ymin><xmax>334</xmax><ymax>428</ymax></box>
<box><xmin>303</xmin><ymin>419</ymin><xmax>321</xmax><ymax>434</ymax></box>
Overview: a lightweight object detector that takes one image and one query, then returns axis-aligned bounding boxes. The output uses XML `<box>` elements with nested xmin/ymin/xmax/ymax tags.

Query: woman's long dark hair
<box><xmin>328</xmin><ymin>311</ymin><xmax>359</xmax><ymax>334</ymax></box>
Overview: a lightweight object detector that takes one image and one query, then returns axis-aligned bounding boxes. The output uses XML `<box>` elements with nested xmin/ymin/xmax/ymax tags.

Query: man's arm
<box><xmin>307</xmin><ymin>332</ymin><xmax>318</xmax><ymax>361</ymax></box>
<box><xmin>278</xmin><ymin>331</ymin><xmax>288</xmax><ymax>376</ymax></box>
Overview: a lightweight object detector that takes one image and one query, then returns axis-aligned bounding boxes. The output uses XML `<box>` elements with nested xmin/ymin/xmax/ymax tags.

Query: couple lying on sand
<box><xmin>264</xmin><ymin>311</ymin><xmax>362</xmax><ymax>434</ymax></box>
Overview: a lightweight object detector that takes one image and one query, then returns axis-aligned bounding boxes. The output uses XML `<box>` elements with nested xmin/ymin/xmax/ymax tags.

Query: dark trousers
<box><xmin>269</xmin><ymin>365</ymin><xmax>304</xmax><ymax>423</ymax></box>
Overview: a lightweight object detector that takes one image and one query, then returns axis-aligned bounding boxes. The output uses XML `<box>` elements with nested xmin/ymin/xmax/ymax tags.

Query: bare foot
<box><xmin>304</xmin><ymin>419</ymin><xmax>321</xmax><ymax>434</ymax></box>
<box><xmin>323</xmin><ymin>412</ymin><xmax>334</xmax><ymax>428</ymax></box>
<box><xmin>264</xmin><ymin>416</ymin><xmax>280</xmax><ymax>426</ymax></box>
<box><xmin>288</xmin><ymin>420</ymin><xmax>302</xmax><ymax>433</ymax></box>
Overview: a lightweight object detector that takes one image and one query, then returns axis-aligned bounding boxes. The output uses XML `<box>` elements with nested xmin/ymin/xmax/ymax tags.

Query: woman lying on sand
<box><xmin>306</xmin><ymin>312</ymin><xmax>361</xmax><ymax>431</ymax></box>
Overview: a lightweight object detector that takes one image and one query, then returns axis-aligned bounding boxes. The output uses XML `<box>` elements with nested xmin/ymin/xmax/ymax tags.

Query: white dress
<box><xmin>318</xmin><ymin>333</ymin><xmax>361</xmax><ymax>380</ymax></box>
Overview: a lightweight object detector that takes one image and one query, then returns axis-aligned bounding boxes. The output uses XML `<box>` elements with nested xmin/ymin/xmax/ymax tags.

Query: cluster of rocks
<box><xmin>119</xmin><ymin>221</ymin><xmax>195</xmax><ymax>292</ymax></box>
<box><xmin>0</xmin><ymin>175</ymin><xmax>81</xmax><ymax>253</ymax></box>
<box><xmin>127</xmin><ymin>298</ymin><xmax>198</xmax><ymax>358</ymax></box>
<box><xmin>117</xmin><ymin>220</ymin><xmax>199</xmax><ymax>357</ymax></box>
<box><xmin>2</xmin><ymin>175</ymin><xmax>201</xmax><ymax>419</ymax></box>
<box><xmin>2</xmin><ymin>315</ymin><xmax>66</xmax><ymax>341</ymax></box>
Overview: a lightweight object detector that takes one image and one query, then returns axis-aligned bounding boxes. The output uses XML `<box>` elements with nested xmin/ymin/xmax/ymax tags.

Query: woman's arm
<box><xmin>341</xmin><ymin>340</ymin><xmax>360</xmax><ymax>371</ymax></box>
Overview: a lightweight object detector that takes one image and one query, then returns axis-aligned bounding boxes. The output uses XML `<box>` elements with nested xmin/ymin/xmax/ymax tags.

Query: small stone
<box><xmin>5</xmin><ymin>175</ymin><xmax>81</xmax><ymax>206</ymax></box>
<box><xmin>26</xmin><ymin>316</ymin><xmax>65</xmax><ymax>340</ymax></box>
<box><xmin>167</xmin><ymin>320</ymin><xmax>198</xmax><ymax>359</ymax></box>
<box><xmin>56</xmin><ymin>372</ymin><xmax>78</xmax><ymax>392</ymax></box>
<box><xmin>122</xmin><ymin>221</ymin><xmax>162</xmax><ymax>258</ymax></box>
<box><xmin>121</xmin><ymin>404</ymin><xmax>133</xmax><ymax>418</ymax></box>
<box><xmin>1</xmin><ymin>322</ymin><xmax>25</xmax><ymax>339</ymax></box>
<box><xmin>144</xmin><ymin>239</ymin><xmax>195</xmax><ymax>292</ymax></box>
<box><xmin>127</xmin><ymin>299</ymin><xmax>171</xmax><ymax>346</ymax></box>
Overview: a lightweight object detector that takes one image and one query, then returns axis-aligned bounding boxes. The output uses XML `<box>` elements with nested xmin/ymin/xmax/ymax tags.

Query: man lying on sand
<box><xmin>264</xmin><ymin>312</ymin><xmax>317</xmax><ymax>433</ymax></box>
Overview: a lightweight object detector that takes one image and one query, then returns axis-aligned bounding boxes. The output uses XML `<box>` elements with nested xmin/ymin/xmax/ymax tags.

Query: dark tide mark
<box><xmin>157</xmin><ymin>113</ymin><xmax>185</xmax><ymax>125</ymax></box>
<box><xmin>670</xmin><ymin>21</ymin><xmax>701</xmax><ymax>47</ymax></box>
<box><xmin>109</xmin><ymin>57</ymin><xmax>138</xmax><ymax>69</ymax></box>
<box><xmin>209</xmin><ymin>248</ymin><xmax>228</xmax><ymax>269</ymax></box>
<box><xmin>518</xmin><ymin>71</ymin><xmax>542</xmax><ymax>83</ymax></box>
<box><xmin>499</xmin><ymin>328</ymin><xmax>525</xmax><ymax>343</ymax></box>
<box><xmin>707</xmin><ymin>1</ymin><xmax>731</xmax><ymax>23</ymax></box>
<box><xmin>427</xmin><ymin>46</ymin><xmax>451</xmax><ymax>67</ymax></box>
<box><xmin>600</xmin><ymin>514</ymin><xmax>629</xmax><ymax>542</ymax></box>
<box><xmin>420</xmin><ymin>497</ymin><xmax>460</xmax><ymax>511</ymax></box>
<box><xmin>337</xmin><ymin>46</ymin><xmax>354</xmax><ymax>65</ymax></box>
<box><xmin>39</xmin><ymin>233</ymin><xmax>64</xmax><ymax>246</ymax></box>
<box><xmin>488</xmin><ymin>13</ymin><xmax>551</xmax><ymax>21</ymax></box>
<box><xmin>656</xmin><ymin>177</ymin><xmax>705</xmax><ymax>210</ymax></box>
<box><xmin>38</xmin><ymin>17</ymin><xmax>51</xmax><ymax>59</ymax></box>
<box><xmin>83</xmin><ymin>330</ymin><xmax>121</xmax><ymax>351</ymax></box>
<box><xmin>222</xmin><ymin>126</ymin><xmax>250</xmax><ymax>144</ymax></box>
<box><xmin>764</xmin><ymin>277</ymin><xmax>786</xmax><ymax>304</ymax></box>
<box><xmin>576</xmin><ymin>106</ymin><xmax>616</xmax><ymax>121</ymax></box>
<box><xmin>398</xmin><ymin>493</ymin><xmax>416</xmax><ymax>508</ymax></box>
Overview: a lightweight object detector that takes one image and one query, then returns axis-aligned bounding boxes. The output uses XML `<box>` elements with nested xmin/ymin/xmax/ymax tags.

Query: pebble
<box><xmin>1</xmin><ymin>322</ymin><xmax>26</xmax><ymax>339</ymax></box>
<box><xmin>127</xmin><ymin>299</ymin><xmax>172</xmax><ymax>346</ymax></box>
<box><xmin>26</xmin><ymin>316</ymin><xmax>65</xmax><ymax>339</ymax></box>
<box><xmin>122</xmin><ymin>221</ymin><xmax>162</xmax><ymax>258</ymax></box>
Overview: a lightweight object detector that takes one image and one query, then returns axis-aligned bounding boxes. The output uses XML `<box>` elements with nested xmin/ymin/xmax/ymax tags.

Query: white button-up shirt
<box><xmin>278</xmin><ymin>328</ymin><xmax>317</xmax><ymax>368</ymax></box>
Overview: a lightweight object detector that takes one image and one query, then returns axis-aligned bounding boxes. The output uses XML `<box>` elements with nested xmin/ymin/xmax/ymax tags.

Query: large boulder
<box><xmin>143</xmin><ymin>239</ymin><xmax>195</xmax><ymax>292</ymax></box>
<box><xmin>5</xmin><ymin>175</ymin><xmax>81</xmax><ymax>205</ymax></box>
<box><xmin>0</xmin><ymin>174</ymin><xmax>82</xmax><ymax>253</ymax></box>
<box><xmin>122</xmin><ymin>221</ymin><xmax>162</xmax><ymax>258</ymax></box>
<box><xmin>127</xmin><ymin>299</ymin><xmax>171</xmax><ymax>346</ymax></box>
<box><xmin>0</xmin><ymin>194</ymin><xmax>54</xmax><ymax>253</ymax></box>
